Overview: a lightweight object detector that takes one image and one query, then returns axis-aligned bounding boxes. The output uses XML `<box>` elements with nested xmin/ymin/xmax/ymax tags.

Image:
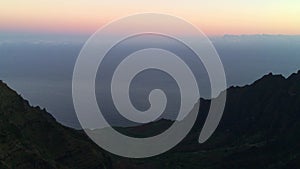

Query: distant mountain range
<box><xmin>0</xmin><ymin>70</ymin><xmax>299</xmax><ymax>169</ymax></box>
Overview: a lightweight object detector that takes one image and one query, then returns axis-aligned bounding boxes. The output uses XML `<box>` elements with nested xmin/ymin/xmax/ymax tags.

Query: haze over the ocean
<box><xmin>1</xmin><ymin>34</ymin><xmax>299</xmax><ymax>128</ymax></box>
<box><xmin>1</xmin><ymin>0</ymin><xmax>299</xmax><ymax>128</ymax></box>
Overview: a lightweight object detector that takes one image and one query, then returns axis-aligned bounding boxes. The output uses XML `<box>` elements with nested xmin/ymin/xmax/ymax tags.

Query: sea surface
<box><xmin>1</xmin><ymin>34</ymin><xmax>299</xmax><ymax>128</ymax></box>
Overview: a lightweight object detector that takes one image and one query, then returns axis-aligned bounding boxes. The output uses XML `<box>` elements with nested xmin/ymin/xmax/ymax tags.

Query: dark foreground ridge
<box><xmin>0</xmin><ymin>70</ymin><xmax>300</xmax><ymax>169</ymax></box>
<box><xmin>0</xmin><ymin>81</ymin><xmax>112</xmax><ymax>169</ymax></box>
<box><xmin>112</xmin><ymin>71</ymin><xmax>300</xmax><ymax>169</ymax></box>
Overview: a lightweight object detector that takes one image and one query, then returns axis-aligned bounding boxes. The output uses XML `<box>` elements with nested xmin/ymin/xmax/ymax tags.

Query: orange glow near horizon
<box><xmin>1</xmin><ymin>0</ymin><xmax>300</xmax><ymax>35</ymax></box>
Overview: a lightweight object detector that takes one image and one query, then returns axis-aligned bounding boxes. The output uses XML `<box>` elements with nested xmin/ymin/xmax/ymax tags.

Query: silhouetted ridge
<box><xmin>113</xmin><ymin>71</ymin><xmax>300</xmax><ymax>169</ymax></box>
<box><xmin>0</xmin><ymin>81</ymin><xmax>112</xmax><ymax>169</ymax></box>
<box><xmin>1</xmin><ymin>70</ymin><xmax>300</xmax><ymax>169</ymax></box>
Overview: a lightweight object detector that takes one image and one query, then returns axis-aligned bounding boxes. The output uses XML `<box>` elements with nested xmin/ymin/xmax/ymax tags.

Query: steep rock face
<box><xmin>112</xmin><ymin>71</ymin><xmax>300</xmax><ymax>169</ymax></box>
<box><xmin>0</xmin><ymin>81</ymin><xmax>112</xmax><ymax>169</ymax></box>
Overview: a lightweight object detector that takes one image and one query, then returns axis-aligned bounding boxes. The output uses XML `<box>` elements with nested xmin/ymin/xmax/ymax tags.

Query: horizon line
<box><xmin>1</xmin><ymin>29</ymin><xmax>300</xmax><ymax>38</ymax></box>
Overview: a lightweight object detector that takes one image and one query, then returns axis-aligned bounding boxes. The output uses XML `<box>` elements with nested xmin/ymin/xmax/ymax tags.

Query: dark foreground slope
<box><xmin>1</xmin><ymin>70</ymin><xmax>299</xmax><ymax>169</ymax></box>
<box><xmin>0</xmin><ymin>81</ymin><xmax>111</xmax><ymax>169</ymax></box>
<box><xmin>113</xmin><ymin>71</ymin><xmax>300</xmax><ymax>169</ymax></box>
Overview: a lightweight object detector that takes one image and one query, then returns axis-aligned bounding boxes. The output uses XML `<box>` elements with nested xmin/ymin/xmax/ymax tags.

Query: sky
<box><xmin>0</xmin><ymin>0</ymin><xmax>300</xmax><ymax>35</ymax></box>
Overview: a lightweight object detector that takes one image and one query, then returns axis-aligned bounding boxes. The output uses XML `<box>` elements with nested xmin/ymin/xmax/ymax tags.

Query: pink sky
<box><xmin>1</xmin><ymin>0</ymin><xmax>300</xmax><ymax>35</ymax></box>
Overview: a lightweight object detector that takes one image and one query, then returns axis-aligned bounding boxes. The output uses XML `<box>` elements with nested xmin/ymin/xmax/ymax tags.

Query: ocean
<box><xmin>1</xmin><ymin>34</ymin><xmax>299</xmax><ymax>128</ymax></box>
